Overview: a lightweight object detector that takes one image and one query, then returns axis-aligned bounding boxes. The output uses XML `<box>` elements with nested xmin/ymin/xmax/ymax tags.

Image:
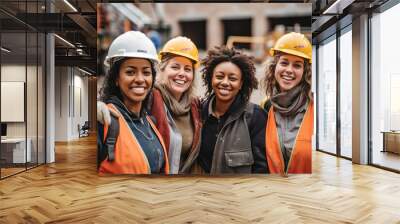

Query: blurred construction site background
<box><xmin>97</xmin><ymin>3</ymin><xmax>311</xmax><ymax>103</ymax></box>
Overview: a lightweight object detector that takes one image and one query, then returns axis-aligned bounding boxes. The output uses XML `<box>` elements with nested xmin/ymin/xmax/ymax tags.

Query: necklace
<box><xmin>117</xmin><ymin>99</ymin><xmax>155</xmax><ymax>141</ymax></box>
<box><xmin>126</xmin><ymin>114</ymin><xmax>155</xmax><ymax>141</ymax></box>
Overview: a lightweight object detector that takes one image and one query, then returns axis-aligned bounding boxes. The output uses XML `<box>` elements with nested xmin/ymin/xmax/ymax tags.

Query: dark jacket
<box><xmin>199</xmin><ymin>94</ymin><xmax>268</xmax><ymax>174</ymax></box>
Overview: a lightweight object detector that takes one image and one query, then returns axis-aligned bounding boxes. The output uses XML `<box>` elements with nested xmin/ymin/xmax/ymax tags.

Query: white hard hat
<box><xmin>104</xmin><ymin>31</ymin><xmax>159</xmax><ymax>67</ymax></box>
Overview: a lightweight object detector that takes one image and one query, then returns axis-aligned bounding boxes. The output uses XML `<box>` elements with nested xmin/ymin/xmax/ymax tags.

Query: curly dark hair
<box><xmin>99</xmin><ymin>58</ymin><xmax>157</xmax><ymax>104</ymax></box>
<box><xmin>201</xmin><ymin>46</ymin><xmax>258</xmax><ymax>102</ymax></box>
<box><xmin>263</xmin><ymin>53</ymin><xmax>312</xmax><ymax>100</ymax></box>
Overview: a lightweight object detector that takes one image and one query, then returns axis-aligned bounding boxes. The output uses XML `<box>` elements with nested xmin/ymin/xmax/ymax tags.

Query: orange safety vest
<box><xmin>99</xmin><ymin>104</ymin><xmax>169</xmax><ymax>175</ymax></box>
<box><xmin>265</xmin><ymin>101</ymin><xmax>313</xmax><ymax>175</ymax></box>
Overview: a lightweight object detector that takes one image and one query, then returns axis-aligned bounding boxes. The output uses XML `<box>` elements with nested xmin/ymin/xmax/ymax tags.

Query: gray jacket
<box><xmin>201</xmin><ymin>95</ymin><xmax>268</xmax><ymax>174</ymax></box>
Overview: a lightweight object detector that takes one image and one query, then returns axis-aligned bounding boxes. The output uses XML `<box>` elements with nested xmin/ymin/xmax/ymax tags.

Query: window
<box><xmin>317</xmin><ymin>35</ymin><xmax>337</xmax><ymax>154</ymax></box>
<box><xmin>0</xmin><ymin>0</ymin><xmax>46</xmax><ymax>179</ymax></box>
<box><xmin>179</xmin><ymin>20</ymin><xmax>207</xmax><ymax>50</ymax></box>
<box><xmin>222</xmin><ymin>18</ymin><xmax>252</xmax><ymax>49</ymax></box>
<box><xmin>339</xmin><ymin>27</ymin><xmax>352</xmax><ymax>158</ymax></box>
<box><xmin>370</xmin><ymin>2</ymin><xmax>400</xmax><ymax>171</ymax></box>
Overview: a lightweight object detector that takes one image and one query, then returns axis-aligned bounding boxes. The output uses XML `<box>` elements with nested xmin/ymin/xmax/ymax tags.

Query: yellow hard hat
<box><xmin>270</xmin><ymin>32</ymin><xmax>312</xmax><ymax>63</ymax></box>
<box><xmin>159</xmin><ymin>36</ymin><xmax>199</xmax><ymax>67</ymax></box>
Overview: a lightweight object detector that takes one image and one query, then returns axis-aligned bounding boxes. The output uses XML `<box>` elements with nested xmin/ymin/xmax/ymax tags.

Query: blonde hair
<box><xmin>157</xmin><ymin>53</ymin><xmax>197</xmax><ymax>99</ymax></box>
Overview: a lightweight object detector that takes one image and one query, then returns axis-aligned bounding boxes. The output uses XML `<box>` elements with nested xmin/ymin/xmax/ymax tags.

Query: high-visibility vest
<box><xmin>99</xmin><ymin>104</ymin><xmax>169</xmax><ymax>174</ymax></box>
<box><xmin>265</xmin><ymin>101</ymin><xmax>313</xmax><ymax>175</ymax></box>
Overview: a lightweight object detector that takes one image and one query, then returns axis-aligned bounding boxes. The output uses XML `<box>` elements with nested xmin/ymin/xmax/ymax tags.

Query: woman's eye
<box><xmin>280</xmin><ymin>61</ymin><xmax>288</xmax><ymax>66</ymax></box>
<box><xmin>126</xmin><ymin>70</ymin><xmax>134</xmax><ymax>75</ymax></box>
<box><xmin>294</xmin><ymin>64</ymin><xmax>303</xmax><ymax>69</ymax></box>
<box><xmin>185</xmin><ymin>68</ymin><xmax>192</xmax><ymax>73</ymax></box>
<box><xmin>229</xmin><ymin>78</ymin><xmax>237</xmax><ymax>81</ymax></box>
<box><xmin>143</xmin><ymin>71</ymin><xmax>151</xmax><ymax>76</ymax></box>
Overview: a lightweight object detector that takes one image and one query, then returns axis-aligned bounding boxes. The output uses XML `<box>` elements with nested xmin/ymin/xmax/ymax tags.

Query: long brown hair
<box><xmin>263</xmin><ymin>53</ymin><xmax>312</xmax><ymax>100</ymax></box>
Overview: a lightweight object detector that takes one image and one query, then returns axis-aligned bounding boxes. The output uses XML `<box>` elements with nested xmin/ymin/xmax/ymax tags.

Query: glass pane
<box><xmin>371</xmin><ymin>3</ymin><xmax>400</xmax><ymax>171</ymax></box>
<box><xmin>340</xmin><ymin>29</ymin><xmax>352</xmax><ymax>158</ymax></box>
<box><xmin>312</xmin><ymin>45</ymin><xmax>317</xmax><ymax>150</ymax></box>
<box><xmin>317</xmin><ymin>36</ymin><xmax>337</xmax><ymax>154</ymax></box>
<box><xmin>38</xmin><ymin>32</ymin><xmax>45</xmax><ymax>165</ymax></box>
<box><xmin>27</xmin><ymin>31</ymin><xmax>38</xmax><ymax>169</ymax></box>
<box><xmin>1</xmin><ymin>31</ymin><xmax>27</xmax><ymax>177</ymax></box>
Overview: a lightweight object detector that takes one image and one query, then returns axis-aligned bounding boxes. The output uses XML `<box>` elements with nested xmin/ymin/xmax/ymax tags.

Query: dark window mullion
<box><xmin>316</xmin><ymin>44</ymin><xmax>319</xmax><ymax>151</ymax></box>
<box><xmin>36</xmin><ymin>0</ymin><xmax>39</xmax><ymax>168</ymax></box>
<box><xmin>367</xmin><ymin>11</ymin><xmax>373</xmax><ymax>165</ymax></box>
<box><xmin>25</xmin><ymin>0</ymin><xmax>28</xmax><ymax>171</ymax></box>
<box><xmin>336</xmin><ymin>29</ymin><xmax>341</xmax><ymax>157</ymax></box>
<box><xmin>44</xmin><ymin>0</ymin><xmax>48</xmax><ymax>164</ymax></box>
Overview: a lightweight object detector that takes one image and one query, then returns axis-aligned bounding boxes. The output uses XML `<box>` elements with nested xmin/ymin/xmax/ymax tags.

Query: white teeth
<box><xmin>282</xmin><ymin>75</ymin><xmax>294</xmax><ymax>81</ymax></box>
<box><xmin>131</xmin><ymin>87</ymin><xmax>145</xmax><ymax>94</ymax></box>
<box><xmin>219</xmin><ymin>89</ymin><xmax>230</xmax><ymax>95</ymax></box>
<box><xmin>174</xmin><ymin>80</ymin><xmax>185</xmax><ymax>85</ymax></box>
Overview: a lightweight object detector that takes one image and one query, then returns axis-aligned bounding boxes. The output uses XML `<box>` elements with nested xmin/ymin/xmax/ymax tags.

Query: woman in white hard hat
<box><xmin>98</xmin><ymin>36</ymin><xmax>201</xmax><ymax>174</ymax></box>
<box><xmin>97</xmin><ymin>31</ymin><xmax>169</xmax><ymax>174</ymax></box>
<box><xmin>262</xmin><ymin>32</ymin><xmax>313</xmax><ymax>175</ymax></box>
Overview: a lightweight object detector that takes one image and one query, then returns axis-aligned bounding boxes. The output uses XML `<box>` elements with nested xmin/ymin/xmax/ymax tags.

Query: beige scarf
<box><xmin>155</xmin><ymin>83</ymin><xmax>192</xmax><ymax>116</ymax></box>
<box><xmin>270</xmin><ymin>84</ymin><xmax>307</xmax><ymax>116</ymax></box>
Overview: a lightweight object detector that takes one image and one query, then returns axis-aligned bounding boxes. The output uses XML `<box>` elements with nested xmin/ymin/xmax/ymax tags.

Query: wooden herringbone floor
<box><xmin>0</xmin><ymin>135</ymin><xmax>400</xmax><ymax>223</ymax></box>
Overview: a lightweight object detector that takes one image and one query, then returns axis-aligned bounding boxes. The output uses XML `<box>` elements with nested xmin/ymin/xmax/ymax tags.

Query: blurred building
<box><xmin>97</xmin><ymin>3</ymin><xmax>311</xmax><ymax>72</ymax></box>
<box><xmin>139</xmin><ymin>3</ymin><xmax>311</xmax><ymax>52</ymax></box>
<box><xmin>96</xmin><ymin>3</ymin><xmax>312</xmax><ymax>111</ymax></box>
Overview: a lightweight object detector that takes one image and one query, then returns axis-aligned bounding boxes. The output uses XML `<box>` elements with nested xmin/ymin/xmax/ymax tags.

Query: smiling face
<box><xmin>116</xmin><ymin>58</ymin><xmax>153</xmax><ymax>112</ymax></box>
<box><xmin>274</xmin><ymin>54</ymin><xmax>305</xmax><ymax>92</ymax></box>
<box><xmin>211</xmin><ymin>61</ymin><xmax>243</xmax><ymax>104</ymax></box>
<box><xmin>160</xmin><ymin>56</ymin><xmax>194</xmax><ymax>100</ymax></box>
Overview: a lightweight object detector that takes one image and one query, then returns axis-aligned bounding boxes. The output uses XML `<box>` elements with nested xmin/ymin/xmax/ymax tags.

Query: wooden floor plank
<box><xmin>0</xmin><ymin>135</ymin><xmax>400</xmax><ymax>223</ymax></box>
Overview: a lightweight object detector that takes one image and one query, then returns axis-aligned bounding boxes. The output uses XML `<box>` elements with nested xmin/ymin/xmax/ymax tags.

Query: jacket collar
<box><xmin>106</xmin><ymin>96</ymin><xmax>147</xmax><ymax>121</ymax></box>
<box><xmin>202</xmin><ymin>94</ymin><xmax>248</xmax><ymax>123</ymax></box>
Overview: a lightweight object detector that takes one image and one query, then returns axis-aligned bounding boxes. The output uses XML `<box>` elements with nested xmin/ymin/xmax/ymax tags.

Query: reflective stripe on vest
<box><xmin>99</xmin><ymin>104</ymin><xmax>169</xmax><ymax>175</ymax></box>
<box><xmin>265</xmin><ymin>101</ymin><xmax>313</xmax><ymax>175</ymax></box>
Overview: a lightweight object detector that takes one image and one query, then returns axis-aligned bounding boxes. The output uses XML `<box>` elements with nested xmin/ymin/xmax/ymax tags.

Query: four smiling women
<box><xmin>98</xmin><ymin>31</ymin><xmax>313</xmax><ymax>175</ymax></box>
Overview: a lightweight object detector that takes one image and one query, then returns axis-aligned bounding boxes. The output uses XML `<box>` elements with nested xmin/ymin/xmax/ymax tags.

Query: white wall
<box><xmin>54</xmin><ymin>67</ymin><xmax>89</xmax><ymax>141</ymax></box>
<box><xmin>55</xmin><ymin>66</ymin><xmax>69</xmax><ymax>141</ymax></box>
<box><xmin>1</xmin><ymin>63</ymin><xmax>46</xmax><ymax>164</ymax></box>
<box><xmin>1</xmin><ymin>65</ymin><xmax>33</xmax><ymax>138</ymax></box>
<box><xmin>72</xmin><ymin>72</ymin><xmax>89</xmax><ymax>138</ymax></box>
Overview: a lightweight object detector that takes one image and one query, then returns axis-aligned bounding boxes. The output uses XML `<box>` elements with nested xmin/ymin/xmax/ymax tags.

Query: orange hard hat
<box><xmin>159</xmin><ymin>36</ymin><xmax>199</xmax><ymax>67</ymax></box>
<box><xmin>270</xmin><ymin>32</ymin><xmax>312</xmax><ymax>63</ymax></box>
